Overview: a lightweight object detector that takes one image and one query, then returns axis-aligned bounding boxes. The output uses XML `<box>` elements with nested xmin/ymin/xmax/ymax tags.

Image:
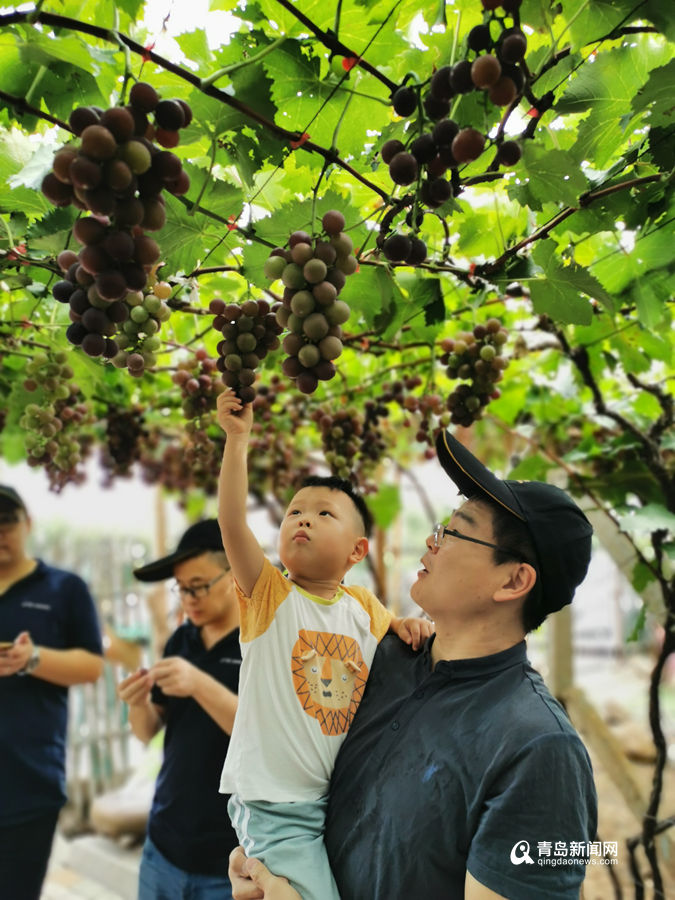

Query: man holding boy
<box><xmin>229</xmin><ymin>429</ymin><xmax>598</xmax><ymax>900</ymax></box>
<box><xmin>216</xmin><ymin>389</ymin><xmax>431</xmax><ymax>900</ymax></box>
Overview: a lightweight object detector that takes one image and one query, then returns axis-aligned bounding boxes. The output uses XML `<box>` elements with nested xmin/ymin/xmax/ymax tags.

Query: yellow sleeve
<box><xmin>344</xmin><ymin>585</ymin><xmax>392</xmax><ymax>641</ymax></box>
<box><xmin>236</xmin><ymin>558</ymin><xmax>291</xmax><ymax>643</ymax></box>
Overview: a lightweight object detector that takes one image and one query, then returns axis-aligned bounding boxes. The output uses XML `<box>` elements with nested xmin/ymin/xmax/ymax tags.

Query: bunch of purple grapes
<box><xmin>172</xmin><ymin>348</ymin><xmax>225</xmax><ymax>419</ymax></box>
<box><xmin>440</xmin><ymin>318</ymin><xmax>509</xmax><ymax>426</ymax></box>
<box><xmin>380</xmin><ymin>2</ymin><xmax>527</xmax><ymax>258</ymax></box>
<box><xmin>42</xmin><ymin>83</ymin><xmax>192</xmax><ymax>359</ymax></box>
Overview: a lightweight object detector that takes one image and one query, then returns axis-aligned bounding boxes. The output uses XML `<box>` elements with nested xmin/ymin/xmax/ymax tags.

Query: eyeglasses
<box><xmin>171</xmin><ymin>571</ymin><xmax>226</xmax><ymax>600</ymax></box>
<box><xmin>432</xmin><ymin>523</ymin><xmax>504</xmax><ymax>553</ymax></box>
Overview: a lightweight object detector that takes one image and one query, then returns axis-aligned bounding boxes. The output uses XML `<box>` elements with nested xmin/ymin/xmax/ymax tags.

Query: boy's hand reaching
<box><xmin>217</xmin><ymin>388</ymin><xmax>253</xmax><ymax>436</ymax></box>
<box><xmin>394</xmin><ymin>616</ymin><xmax>434</xmax><ymax>651</ymax></box>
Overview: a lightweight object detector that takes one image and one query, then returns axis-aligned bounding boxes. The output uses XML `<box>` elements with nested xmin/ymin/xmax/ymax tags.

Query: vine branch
<box><xmin>272</xmin><ymin>0</ymin><xmax>397</xmax><ymax>93</ymax></box>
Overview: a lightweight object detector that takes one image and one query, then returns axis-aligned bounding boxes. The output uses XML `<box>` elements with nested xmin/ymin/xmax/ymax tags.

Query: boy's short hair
<box><xmin>300</xmin><ymin>475</ymin><xmax>373</xmax><ymax>538</ymax></box>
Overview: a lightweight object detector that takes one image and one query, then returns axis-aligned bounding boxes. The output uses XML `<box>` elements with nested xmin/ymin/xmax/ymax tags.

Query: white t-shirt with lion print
<box><xmin>220</xmin><ymin>557</ymin><xmax>392</xmax><ymax>802</ymax></box>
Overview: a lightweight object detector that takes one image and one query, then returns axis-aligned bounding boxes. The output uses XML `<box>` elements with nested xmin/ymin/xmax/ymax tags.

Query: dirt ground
<box><xmin>582</xmin><ymin>747</ymin><xmax>675</xmax><ymax>899</ymax></box>
<box><xmin>570</xmin><ymin>652</ymin><xmax>675</xmax><ymax>900</ymax></box>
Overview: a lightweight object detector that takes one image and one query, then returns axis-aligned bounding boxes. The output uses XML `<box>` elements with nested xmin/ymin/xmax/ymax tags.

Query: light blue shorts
<box><xmin>228</xmin><ymin>794</ymin><xmax>340</xmax><ymax>900</ymax></box>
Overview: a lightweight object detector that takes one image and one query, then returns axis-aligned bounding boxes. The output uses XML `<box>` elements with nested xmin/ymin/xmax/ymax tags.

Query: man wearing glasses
<box><xmin>230</xmin><ymin>430</ymin><xmax>597</xmax><ymax>900</ymax></box>
<box><xmin>117</xmin><ymin>519</ymin><xmax>240</xmax><ymax>900</ymax></box>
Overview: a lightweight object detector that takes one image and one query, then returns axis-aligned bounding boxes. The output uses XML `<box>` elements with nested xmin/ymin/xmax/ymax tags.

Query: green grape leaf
<box><xmin>366</xmin><ymin>483</ymin><xmax>401</xmax><ymax>530</ymax></box>
<box><xmin>519</xmin><ymin>144</ymin><xmax>588</xmax><ymax>207</ymax></box>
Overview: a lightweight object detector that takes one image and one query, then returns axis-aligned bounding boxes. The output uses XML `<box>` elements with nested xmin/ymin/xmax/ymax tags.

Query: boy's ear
<box><xmin>348</xmin><ymin>536</ymin><xmax>369</xmax><ymax>566</ymax></box>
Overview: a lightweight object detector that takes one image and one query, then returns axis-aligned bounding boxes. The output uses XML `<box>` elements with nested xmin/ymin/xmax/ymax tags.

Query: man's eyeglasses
<box><xmin>171</xmin><ymin>571</ymin><xmax>226</xmax><ymax>600</ymax></box>
<box><xmin>432</xmin><ymin>523</ymin><xmax>504</xmax><ymax>553</ymax></box>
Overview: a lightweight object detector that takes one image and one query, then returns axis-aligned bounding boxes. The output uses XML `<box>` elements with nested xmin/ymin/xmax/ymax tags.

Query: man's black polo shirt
<box><xmin>149</xmin><ymin>622</ymin><xmax>241</xmax><ymax>876</ymax></box>
<box><xmin>325</xmin><ymin>635</ymin><xmax>597</xmax><ymax>900</ymax></box>
<box><xmin>0</xmin><ymin>560</ymin><xmax>102</xmax><ymax>825</ymax></box>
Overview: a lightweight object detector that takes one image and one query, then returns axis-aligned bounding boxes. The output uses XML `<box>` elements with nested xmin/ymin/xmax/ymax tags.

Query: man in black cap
<box><xmin>0</xmin><ymin>485</ymin><xmax>103</xmax><ymax>900</ymax></box>
<box><xmin>229</xmin><ymin>431</ymin><xmax>598</xmax><ymax>900</ymax></box>
<box><xmin>117</xmin><ymin>519</ymin><xmax>241</xmax><ymax>900</ymax></box>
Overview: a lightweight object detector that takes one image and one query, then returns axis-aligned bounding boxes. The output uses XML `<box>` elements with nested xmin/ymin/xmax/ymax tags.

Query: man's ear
<box><xmin>348</xmin><ymin>536</ymin><xmax>369</xmax><ymax>566</ymax></box>
<box><xmin>494</xmin><ymin>562</ymin><xmax>537</xmax><ymax>604</ymax></box>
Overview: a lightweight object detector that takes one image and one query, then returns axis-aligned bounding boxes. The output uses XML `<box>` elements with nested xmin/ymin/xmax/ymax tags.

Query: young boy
<box><xmin>216</xmin><ymin>389</ymin><xmax>432</xmax><ymax>900</ymax></box>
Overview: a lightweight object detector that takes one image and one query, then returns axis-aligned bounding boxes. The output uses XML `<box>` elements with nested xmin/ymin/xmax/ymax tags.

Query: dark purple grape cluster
<box><xmin>139</xmin><ymin>431</ymin><xmax>223</xmax><ymax>501</ymax></box>
<box><xmin>311</xmin><ymin>406</ymin><xmax>365</xmax><ymax>480</ymax></box>
<box><xmin>384</xmin><ymin>4</ymin><xmax>526</xmax><ymax>218</ymax></box>
<box><xmin>264</xmin><ymin>211</ymin><xmax>356</xmax><ymax>395</ymax></box>
<box><xmin>52</xmin><ymin>248</ymin><xmax>171</xmax><ymax>373</ymax></box>
<box><xmin>20</xmin><ymin>350</ymin><xmax>93</xmax><ymax>488</ymax></box>
<box><xmin>42</xmin><ymin>84</ymin><xmax>192</xmax><ymax>359</ymax></box>
<box><xmin>381</xmin><ymin>376</ymin><xmax>448</xmax><ymax>455</ymax></box>
<box><xmin>440</xmin><ymin>318</ymin><xmax>509</xmax><ymax>426</ymax></box>
<box><xmin>172</xmin><ymin>348</ymin><xmax>224</xmax><ymax>419</ymax></box>
<box><xmin>211</xmin><ymin>298</ymin><xmax>282</xmax><ymax>403</ymax></box>
<box><xmin>99</xmin><ymin>404</ymin><xmax>148</xmax><ymax>484</ymax></box>
<box><xmin>380</xmin><ymin>227</ymin><xmax>428</xmax><ymax>265</ymax></box>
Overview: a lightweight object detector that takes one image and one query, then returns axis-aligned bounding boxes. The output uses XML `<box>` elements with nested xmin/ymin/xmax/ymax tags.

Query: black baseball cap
<box><xmin>435</xmin><ymin>430</ymin><xmax>593</xmax><ymax>616</ymax></box>
<box><xmin>0</xmin><ymin>486</ymin><xmax>28</xmax><ymax>519</ymax></box>
<box><xmin>133</xmin><ymin>519</ymin><xmax>227</xmax><ymax>582</ymax></box>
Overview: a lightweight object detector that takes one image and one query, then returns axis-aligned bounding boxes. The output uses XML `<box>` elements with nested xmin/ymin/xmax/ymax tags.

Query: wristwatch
<box><xmin>18</xmin><ymin>644</ymin><xmax>40</xmax><ymax>676</ymax></box>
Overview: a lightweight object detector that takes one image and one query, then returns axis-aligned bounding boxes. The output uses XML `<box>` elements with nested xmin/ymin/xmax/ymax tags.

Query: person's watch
<box><xmin>18</xmin><ymin>644</ymin><xmax>40</xmax><ymax>676</ymax></box>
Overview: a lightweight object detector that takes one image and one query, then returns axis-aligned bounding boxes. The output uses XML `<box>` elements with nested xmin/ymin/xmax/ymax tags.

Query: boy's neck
<box><xmin>289</xmin><ymin>573</ymin><xmax>344</xmax><ymax>601</ymax></box>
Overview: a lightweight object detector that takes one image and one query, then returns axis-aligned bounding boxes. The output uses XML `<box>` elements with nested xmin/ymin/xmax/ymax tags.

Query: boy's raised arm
<box><xmin>216</xmin><ymin>390</ymin><xmax>265</xmax><ymax>597</ymax></box>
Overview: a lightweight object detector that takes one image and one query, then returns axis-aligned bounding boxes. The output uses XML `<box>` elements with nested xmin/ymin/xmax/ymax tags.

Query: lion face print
<box><xmin>291</xmin><ymin>629</ymin><xmax>368</xmax><ymax>736</ymax></box>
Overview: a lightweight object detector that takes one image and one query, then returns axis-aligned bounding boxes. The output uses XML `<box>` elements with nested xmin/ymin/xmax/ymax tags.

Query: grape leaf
<box><xmin>366</xmin><ymin>483</ymin><xmax>401</xmax><ymax>530</ymax></box>
<box><xmin>632</xmin><ymin>60</ymin><xmax>675</xmax><ymax>128</ymax></box>
<box><xmin>529</xmin><ymin>240</ymin><xmax>609</xmax><ymax>325</ymax></box>
<box><xmin>519</xmin><ymin>144</ymin><xmax>588</xmax><ymax>207</ymax></box>
<box><xmin>158</xmin><ymin>195</ymin><xmax>230</xmax><ymax>274</ymax></box>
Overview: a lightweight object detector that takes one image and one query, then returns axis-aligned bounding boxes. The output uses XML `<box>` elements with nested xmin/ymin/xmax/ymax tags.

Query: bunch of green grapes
<box><xmin>264</xmin><ymin>210</ymin><xmax>356</xmax><ymax>394</ymax></box>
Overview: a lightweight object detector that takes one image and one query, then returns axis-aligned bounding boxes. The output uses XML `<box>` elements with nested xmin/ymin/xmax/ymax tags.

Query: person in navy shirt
<box><xmin>117</xmin><ymin>519</ymin><xmax>241</xmax><ymax>900</ymax></box>
<box><xmin>228</xmin><ymin>430</ymin><xmax>598</xmax><ymax>900</ymax></box>
<box><xmin>0</xmin><ymin>485</ymin><xmax>104</xmax><ymax>900</ymax></box>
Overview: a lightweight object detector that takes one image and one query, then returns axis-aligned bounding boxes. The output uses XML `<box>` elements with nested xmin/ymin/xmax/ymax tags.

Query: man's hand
<box><xmin>0</xmin><ymin>631</ymin><xmax>33</xmax><ymax>677</ymax></box>
<box><xmin>394</xmin><ymin>616</ymin><xmax>435</xmax><ymax>650</ymax></box>
<box><xmin>116</xmin><ymin>667</ymin><xmax>153</xmax><ymax>706</ymax></box>
<box><xmin>216</xmin><ymin>389</ymin><xmax>253</xmax><ymax>437</ymax></box>
<box><xmin>229</xmin><ymin>848</ymin><xmax>302</xmax><ymax>900</ymax></box>
<box><xmin>150</xmin><ymin>657</ymin><xmax>200</xmax><ymax>697</ymax></box>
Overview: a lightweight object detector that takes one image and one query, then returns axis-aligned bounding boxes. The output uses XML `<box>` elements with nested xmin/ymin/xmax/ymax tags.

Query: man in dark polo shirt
<box><xmin>0</xmin><ymin>485</ymin><xmax>104</xmax><ymax>900</ymax></box>
<box><xmin>117</xmin><ymin>519</ymin><xmax>240</xmax><ymax>900</ymax></box>
<box><xmin>229</xmin><ymin>430</ymin><xmax>597</xmax><ymax>900</ymax></box>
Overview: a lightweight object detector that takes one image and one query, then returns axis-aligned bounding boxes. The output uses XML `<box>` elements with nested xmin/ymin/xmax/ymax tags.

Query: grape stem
<box><xmin>189</xmin><ymin>137</ymin><xmax>219</xmax><ymax>217</ymax></box>
<box><xmin>201</xmin><ymin>36</ymin><xmax>287</xmax><ymax>87</ymax></box>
